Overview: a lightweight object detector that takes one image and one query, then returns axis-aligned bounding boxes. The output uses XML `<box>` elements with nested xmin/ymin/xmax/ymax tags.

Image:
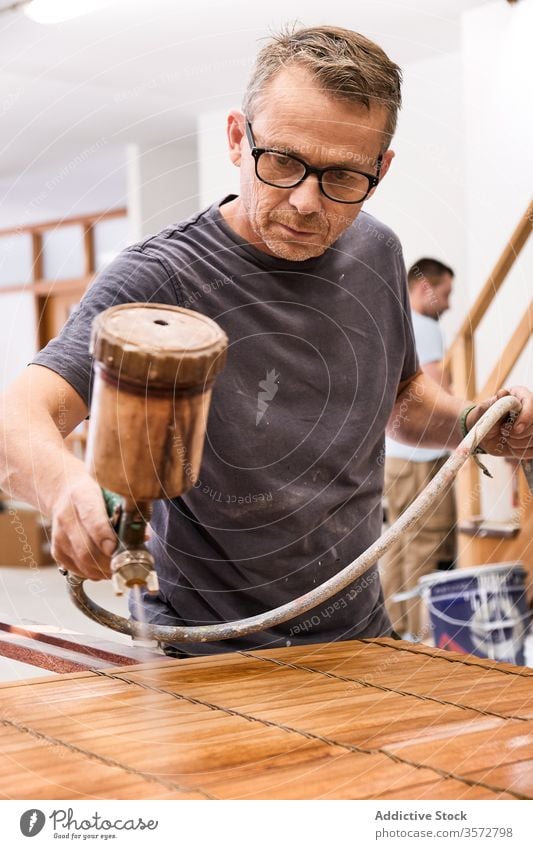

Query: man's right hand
<box><xmin>51</xmin><ymin>475</ymin><xmax>117</xmax><ymax>581</ymax></box>
<box><xmin>1</xmin><ymin>367</ymin><xmax>119</xmax><ymax>582</ymax></box>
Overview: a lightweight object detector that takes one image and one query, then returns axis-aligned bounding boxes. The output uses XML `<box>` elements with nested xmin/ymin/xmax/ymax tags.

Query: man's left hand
<box><xmin>466</xmin><ymin>386</ymin><xmax>533</xmax><ymax>458</ymax></box>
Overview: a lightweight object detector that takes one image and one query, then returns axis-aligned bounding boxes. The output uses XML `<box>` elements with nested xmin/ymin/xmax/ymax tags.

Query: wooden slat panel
<box><xmin>127</xmin><ymin>664</ymin><xmax>499</xmax><ymax>750</ymax></box>
<box><xmin>196</xmin><ymin>749</ymin><xmax>438</xmax><ymax>801</ymax></box>
<box><xmin>247</xmin><ymin>646</ymin><xmax>533</xmax><ymax>720</ymax></box>
<box><xmin>0</xmin><ymin>638</ymin><xmax>531</xmax><ymax>800</ymax></box>
<box><xmin>0</xmin><ymin>725</ymin><xmax>194</xmax><ymax>800</ymax></box>
<box><xmin>373</xmin><ymin>777</ymin><xmax>515</xmax><ymax>800</ymax></box>
<box><xmin>383</xmin><ymin>720</ymin><xmax>533</xmax><ymax>771</ymax></box>
<box><xmin>462</xmin><ymin>761</ymin><xmax>533</xmax><ymax>800</ymax></box>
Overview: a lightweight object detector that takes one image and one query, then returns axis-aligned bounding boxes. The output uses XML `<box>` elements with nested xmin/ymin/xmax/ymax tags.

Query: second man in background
<box><xmin>380</xmin><ymin>258</ymin><xmax>457</xmax><ymax>641</ymax></box>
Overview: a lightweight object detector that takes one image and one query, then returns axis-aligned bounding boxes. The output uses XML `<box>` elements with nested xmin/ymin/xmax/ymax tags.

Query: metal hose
<box><xmin>66</xmin><ymin>395</ymin><xmax>521</xmax><ymax>643</ymax></box>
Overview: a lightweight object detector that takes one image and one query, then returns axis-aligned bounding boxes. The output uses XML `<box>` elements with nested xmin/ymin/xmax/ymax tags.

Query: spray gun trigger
<box><xmin>102</xmin><ymin>488</ymin><xmax>123</xmax><ymax>532</ymax></box>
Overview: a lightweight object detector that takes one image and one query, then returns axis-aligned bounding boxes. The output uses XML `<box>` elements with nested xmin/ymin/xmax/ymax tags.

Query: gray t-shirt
<box><xmin>33</xmin><ymin>196</ymin><xmax>417</xmax><ymax>654</ymax></box>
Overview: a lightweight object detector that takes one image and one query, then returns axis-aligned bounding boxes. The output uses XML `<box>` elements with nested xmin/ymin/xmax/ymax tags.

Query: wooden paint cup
<box><xmin>86</xmin><ymin>303</ymin><xmax>228</xmax><ymax>501</ymax></box>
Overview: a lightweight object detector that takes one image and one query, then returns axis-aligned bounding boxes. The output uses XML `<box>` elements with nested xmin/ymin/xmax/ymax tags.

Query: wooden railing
<box><xmin>0</xmin><ymin>208</ymin><xmax>127</xmax><ymax>348</ymax></box>
<box><xmin>444</xmin><ymin>199</ymin><xmax>533</xmax><ymax>566</ymax></box>
<box><xmin>0</xmin><ymin>208</ymin><xmax>128</xmax><ymax>458</ymax></box>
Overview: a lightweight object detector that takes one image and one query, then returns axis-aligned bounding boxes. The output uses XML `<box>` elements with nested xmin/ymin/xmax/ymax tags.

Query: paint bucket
<box><xmin>419</xmin><ymin>563</ymin><xmax>530</xmax><ymax>665</ymax></box>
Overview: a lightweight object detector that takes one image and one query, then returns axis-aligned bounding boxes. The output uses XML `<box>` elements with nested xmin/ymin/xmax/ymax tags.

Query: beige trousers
<box><xmin>380</xmin><ymin>455</ymin><xmax>456</xmax><ymax>637</ymax></box>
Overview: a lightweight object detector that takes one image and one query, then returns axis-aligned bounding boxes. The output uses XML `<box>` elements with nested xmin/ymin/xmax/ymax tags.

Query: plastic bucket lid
<box><xmin>418</xmin><ymin>561</ymin><xmax>525</xmax><ymax>589</ymax></box>
<box><xmin>417</xmin><ymin>562</ymin><xmax>528</xmax><ymax>664</ymax></box>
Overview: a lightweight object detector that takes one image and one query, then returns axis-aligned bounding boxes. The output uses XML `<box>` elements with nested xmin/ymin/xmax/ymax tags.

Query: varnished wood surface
<box><xmin>0</xmin><ymin>637</ymin><xmax>531</xmax><ymax>800</ymax></box>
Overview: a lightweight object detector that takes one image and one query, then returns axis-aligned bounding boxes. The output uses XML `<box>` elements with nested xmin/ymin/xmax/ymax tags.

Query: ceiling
<box><xmin>0</xmin><ymin>0</ymin><xmax>495</xmax><ymax>180</ymax></box>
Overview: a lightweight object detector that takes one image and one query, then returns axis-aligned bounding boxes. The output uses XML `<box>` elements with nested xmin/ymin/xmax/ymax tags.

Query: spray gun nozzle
<box><xmin>110</xmin><ymin>548</ymin><xmax>159</xmax><ymax>596</ymax></box>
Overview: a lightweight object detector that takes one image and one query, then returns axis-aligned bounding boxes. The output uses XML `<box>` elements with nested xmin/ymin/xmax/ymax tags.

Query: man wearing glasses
<box><xmin>2</xmin><ymin>26</ymin><xmax>532</xmax><ymax>656</ymax></box>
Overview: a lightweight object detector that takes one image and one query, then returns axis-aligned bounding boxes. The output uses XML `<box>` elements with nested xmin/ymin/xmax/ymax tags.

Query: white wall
<box><xmin>198</xmin><ymin>108</ymin><xmax>239</xmax><ymax>210</ymax></box>
<box><xmin>463</xmin><ymin>0</ymin><xmax>533</xmax><ymax>393</ymax></box>
<box><xmin>127</xmin><ymin>136</ymin><xmax>200</xmax><ymax>240</ymax></box>
<box><xmin>0</xmin><ymin>292</ymin><xmax>38</xmax><ymax>395</ymax></box>
<box><xmin>0</xmin><ymin>145</ymin><xmax>128</xmax><ymax>229</ymax></box>
<box><xmin>366</xmin><ymin>52</ymin><xmax>467</xmax><ymax>343</ymax></box>
<box><xmin>462</xmin><ymin>0</ymin><xmax>533</xmax><ymax>520</ymax></box>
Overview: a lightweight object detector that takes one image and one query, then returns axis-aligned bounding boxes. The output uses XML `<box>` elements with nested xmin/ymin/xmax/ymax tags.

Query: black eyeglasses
<box><xmin>245</xmin><ymin>120</ymin><xmax>382</xmax><ymax>204</ymax></box>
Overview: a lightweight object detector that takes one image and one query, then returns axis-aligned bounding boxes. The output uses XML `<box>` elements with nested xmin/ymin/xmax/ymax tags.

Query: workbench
<box><xmin>0</xmin><ymin>638</ymin><xmax>531</xmax><ymax>799</ymax></box>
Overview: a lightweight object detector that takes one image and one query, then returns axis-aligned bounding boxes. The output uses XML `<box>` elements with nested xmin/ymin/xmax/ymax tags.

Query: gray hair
<box><xmin>242</xmin><ymin>24</ymin><xmax>402</xmax><ymax>147</ymax></box>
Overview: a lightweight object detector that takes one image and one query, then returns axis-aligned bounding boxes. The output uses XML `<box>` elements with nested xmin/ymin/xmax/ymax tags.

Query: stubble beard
<box><xmin>254</xmin><ymin>208</ymin><xmax>332</xmax><ymax>262</ymax></box>
<box><xmin>261</xmin><ymin>228</ymin><xmax>327</xmax><ymax>261</ymax></box>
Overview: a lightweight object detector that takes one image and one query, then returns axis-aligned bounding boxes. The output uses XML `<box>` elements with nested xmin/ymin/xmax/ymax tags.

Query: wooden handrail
<box><xmin>0</xmin><ymin>207</ymin><xmax>126</xmax><ymax>238</ymax></box>
<box><xmin>0</xmin><ymin>276</ymin><xmax>95</xmax><ymax>296</ymax></box>
<box><xmin>33</xmin><ymin>276</ymin><xmax>94</xmax><ymax>296</ymax></box>
<box><xmin>0</xmin><ymin>208</ymin><xmax>127</xmax><ymax>356</ymax></box>
<box><xmin>444</xmin><ymin>199</ymin><xmax>533</xmax><ymax>373</ymax></box>
<box><xmin>0</xmin><ymin>208</ymin><xmax>128</xmax><ymax>310</ymax></box>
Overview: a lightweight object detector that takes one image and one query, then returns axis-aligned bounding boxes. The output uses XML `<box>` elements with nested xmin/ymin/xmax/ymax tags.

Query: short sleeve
<box><xmin>395</xmin><ymin>250</ymin><xmax>419</xmax><ymax>382</ymax></box>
